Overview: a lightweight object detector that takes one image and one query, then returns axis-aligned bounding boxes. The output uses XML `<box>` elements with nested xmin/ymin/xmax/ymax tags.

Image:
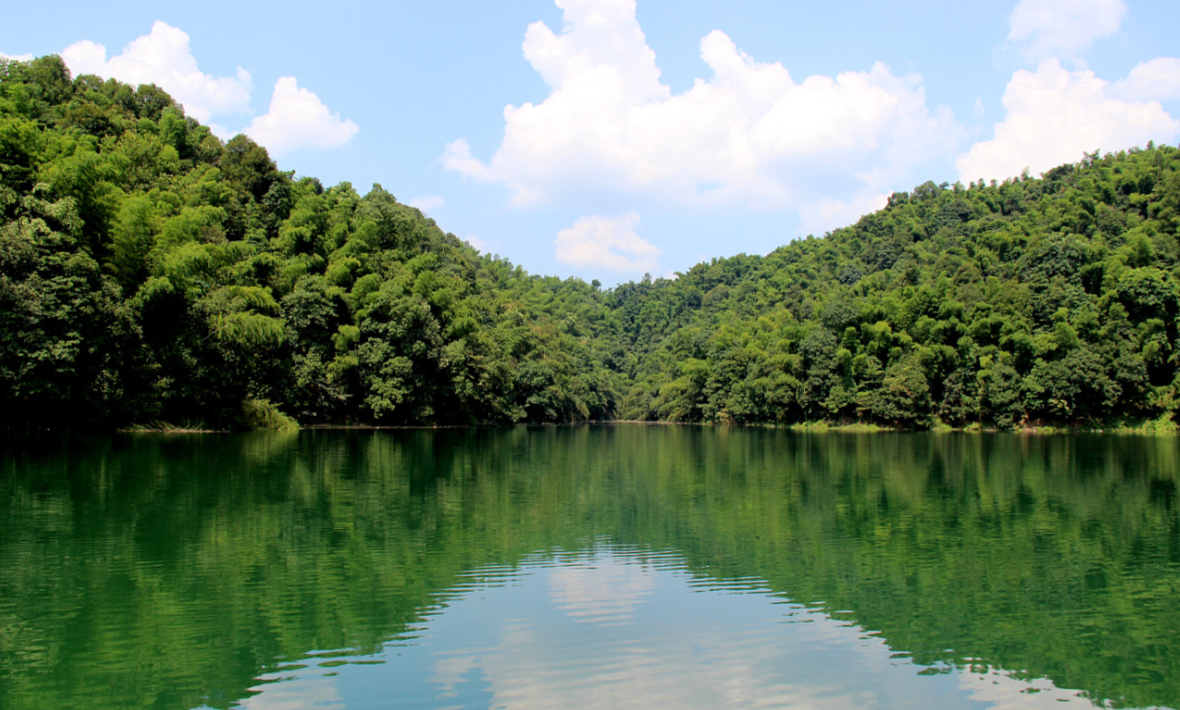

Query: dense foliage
<box><xmin>3</xmin><ymin>55</ymin><xmax>1180</xmax><ymax>429</ymax></box>
<box><xmin>612</xmin><ymin>146</ymin><xmax>1180</xmax><ymax>429</ymax></box>
<box><xmin>0</xmin><ymin>56</ymin><xmax>621</xmax><ymax>430</ymax></box>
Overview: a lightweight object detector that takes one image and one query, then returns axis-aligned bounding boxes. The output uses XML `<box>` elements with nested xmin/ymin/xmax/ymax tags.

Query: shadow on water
<box><xmin>1</xmin><ymin>426</ymin><xmax>1178</xmax><ymax>709</ymax></box>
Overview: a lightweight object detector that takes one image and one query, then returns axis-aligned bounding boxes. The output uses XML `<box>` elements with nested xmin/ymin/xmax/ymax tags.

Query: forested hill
<box><xmin>3</xmin><ymin>55</ymin><xmax>1180</xmax><ymax>431</ymax></box>
<box><xmin>611</xmin><ymin>146</ymin><xmax>1180</xmax><ymax>429</ymax></box>
<box><xmin>0</xmin><ymin>56</ymin><xmax>623</xmax><ymax>430</ymax></box>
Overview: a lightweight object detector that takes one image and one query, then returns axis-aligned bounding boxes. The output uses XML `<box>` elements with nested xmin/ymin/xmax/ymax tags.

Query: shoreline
<box><xmin>109</xmin><ymin>417</ymin><xmax>1178</xmax><ymax>435</ymax></box>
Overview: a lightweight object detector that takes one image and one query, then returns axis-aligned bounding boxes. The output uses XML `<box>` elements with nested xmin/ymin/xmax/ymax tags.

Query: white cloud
<box><xmin>60</xmin><ymin>21</ymin><xmax>252</xmax><ymax>123</ymax></box>
<box><xmin>56</xmin><ymin>22</ymin><xmax>358</xmax><ymax>156</ymax></box>
<box><xmin>205</xmin><ymin>122</ymin><xmax>234</xmax><ymax>141</ymax></box>
<box><xmin>444</xmin><ymin>0</ymin><xmax>960</xmax><ymax>232</ymax></box>
<box><xmin>798</xmin><ymin>193</ymin><xmax>889</xmax><ymax>236</ymax></box>
<box><xmin>1008</xmin><ymin>0</ymin><xmax>1127</xmax><ymax>62</ymax></box>
<box><xmin>408</xmin><ymin>195</ymin><xmax>446</xmax><ymax>213</ymax></box>
<box><xmin>0</xmin><ymin>51</ymin><xmax>34</xmax><ymax>62</ymax></box>
<box><xmin>1115</xmin><ymin>57</ymin><xmax>1180</xmax><ymax>101</ymax></box>
<box><xmin>465</xmin><ymin>234</ymin><xmax>488</xmax><ymax>252</ymax></box>
<box><xmin>244</xmin><ymin>77</ymin><xmax>359</xmax><ymax>155</ymax></box>
<box><xmin>442</xmin><ymin>139</ymin><xmax>498</xmax><ymax>182</ymax></box>
<box><xmin>555</xmin><ymin>213</ymin><xmax>660</xmax><ymax>273</ymax></box>
<box><xmin>956</xmin><ymin>59</ymin><xmax>1179</xmax><ymax>182</ymax></box>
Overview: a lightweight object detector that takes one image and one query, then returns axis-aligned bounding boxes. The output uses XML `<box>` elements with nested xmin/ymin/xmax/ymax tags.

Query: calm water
<box><xmin>1</xmin><ymin>426</ymin><xmax>1177</xmax><ymax>710</ymax></box>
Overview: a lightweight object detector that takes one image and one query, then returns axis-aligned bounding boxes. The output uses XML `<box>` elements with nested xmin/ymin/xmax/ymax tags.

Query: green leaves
<box><xmin>4</xmin><ymin>54</ymin><xmax>1180</xmax><ymax>431</ymax></box>
<box><xmin>0</xmin><ymin>213</ymin><xmax>140</xmax><ymax>428</ymax></box>
<box><xmin>614</xmin><ymin>144</ymin><xmax>1180</xmax><ymax>429</ymax></box>
<box><xmin>214</xmin><ymin>311</ymin><xmax>285</xmax><ymax>348</ymax></box>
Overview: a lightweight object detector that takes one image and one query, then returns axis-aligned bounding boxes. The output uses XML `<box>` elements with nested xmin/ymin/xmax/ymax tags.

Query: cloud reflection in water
<box><xmin>239</xmin><ymin>547</ymin><xmax>1100</xmax><ymax>710</ymax></box>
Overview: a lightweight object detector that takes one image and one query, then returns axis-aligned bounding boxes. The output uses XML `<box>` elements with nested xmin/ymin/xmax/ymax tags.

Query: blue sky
<box><xmin>3</xmin><ymin>0</ymin><xmax>1179</xmax><ymax>283</ymax></box>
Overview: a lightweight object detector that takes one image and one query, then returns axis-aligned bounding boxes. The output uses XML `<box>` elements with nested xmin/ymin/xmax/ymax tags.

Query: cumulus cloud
<box><xmin>444</xmin><ymin>0</ymin><xmax>960</xmax><ymax>231</ymax></box>
<box><xmin>957</xmin><ymin>59</ymin><xmax>1180</xmax><ymax>182</ymax></box>
<box><xmin>60</xmin><ymin>21</ymin><xmax>252</xmax><ymax>123</ymax></box>
<box><xmin>798</xmin><ymin>193</ymin><xmax>890</xmax><ymax>237</ymax></box>
<box><xmin>1008</xmin><ymin>0</ymin><xmax>1127</xmax><ymax>62</ymax></box>
<box><xmin>244</xmin><ymin>77</ymin><xmax>359</xmax><ymax>155</ymax></box>
<box><xmin>408</xmin><ymin>195</ymin><xmax>447</xmax><ymax>213</ymax></box>
<box><xmin>0</xmin><ymin>51</ymin><xmax>34</xmax><ymax>62</ymax></box>
<box><xmin>56</xmin><ymin>22</ymin><xmax>358</xmax><ymax>155</ymax></box>
<box><xmin>555</xmin><ymin>213</ymin><xmax>660</xmax><ymax>273</ymax></box>
<box><xmin>1115</xmin><ymin>57</ymin><xmax>1180</xmax><ymax>101</ymax></box>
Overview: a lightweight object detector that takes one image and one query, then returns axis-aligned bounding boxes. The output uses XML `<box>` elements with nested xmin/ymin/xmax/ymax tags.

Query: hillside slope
<box><xmin>612</xmin><ymin>148</ymin><xmax>1180</xmax><ymax>428</ymax></box>
<box><xmin>3</xmin><ymin>55</ymin><xmax>1179</xmax><ymax>430</ymax></box>
<box><xmin>0</xmin><ymin>56</ymin><xmax>621</xmax><ymax>429</ymax></box>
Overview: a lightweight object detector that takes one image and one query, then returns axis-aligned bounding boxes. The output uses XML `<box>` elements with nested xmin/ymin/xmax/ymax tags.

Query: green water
<box><xmin>1</xmin><ymin>426</ymin><xmax>1177</xmax><ymax>710</ymax></box>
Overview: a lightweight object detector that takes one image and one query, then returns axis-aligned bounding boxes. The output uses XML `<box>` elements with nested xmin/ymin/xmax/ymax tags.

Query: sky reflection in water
<box><xmin>239</xmin><ymin>547</ymin><xmax>1100</xmax><ymax>710</ymax></box>
<box><xmin>4</xmin><ymin>428</ymin><xmax>1177</xmax><ymax>710</ymax></box>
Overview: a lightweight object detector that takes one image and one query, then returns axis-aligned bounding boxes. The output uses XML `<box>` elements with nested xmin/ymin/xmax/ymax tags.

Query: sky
<box><xmin>3</xmin><ymin>0</ymin><xmax>1179</xmax><ymax>284</ymax></box>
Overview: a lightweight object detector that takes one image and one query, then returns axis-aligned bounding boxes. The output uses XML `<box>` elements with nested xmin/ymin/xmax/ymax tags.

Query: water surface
<box><xmin>1</xmin><ymin>426</ymin><xmax>1177</xmax><ymax>709</ymax></box>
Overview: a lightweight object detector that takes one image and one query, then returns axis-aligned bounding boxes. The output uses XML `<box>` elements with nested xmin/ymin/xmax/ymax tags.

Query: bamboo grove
<box><xmin>3</xmin><ymin>55</ymin><xmax>1180</xmax><ymax>430</ymax></box>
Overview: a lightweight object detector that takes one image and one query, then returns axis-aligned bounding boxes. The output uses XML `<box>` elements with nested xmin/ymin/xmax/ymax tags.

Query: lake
<box><xmin>1</xmin><ymin>425</ymin><xmax>1177</xmax><ymax>710</ymax></box>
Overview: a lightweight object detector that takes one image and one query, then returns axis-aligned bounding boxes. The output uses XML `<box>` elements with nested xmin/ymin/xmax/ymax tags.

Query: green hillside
<box><xmin>611</xmin><ymin>147</ymin><xmax>1180</xmax><ymax>429</ymax></box>
<box><xmin>3</xmin><ymin>55</ymin><xmax>1179</xmax><ymax>431</ymax></box>
<box><xmin>0</xmin><ymin>56</ymin><xmax>622</xmax><ymax>430</ymax></box>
